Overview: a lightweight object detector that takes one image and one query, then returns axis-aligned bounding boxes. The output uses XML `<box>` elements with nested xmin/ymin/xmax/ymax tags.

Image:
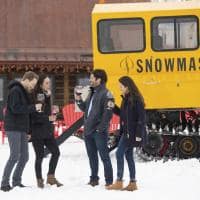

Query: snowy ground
<box><xmin>0</xmin><ymin>136</ymin><xmax>200</xmax><ymax>200</ymax></box>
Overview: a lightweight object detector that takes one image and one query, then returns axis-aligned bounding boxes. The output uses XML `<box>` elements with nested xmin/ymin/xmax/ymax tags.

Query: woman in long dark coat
<box><xmin>107</xmin><ymin>76</ymin><xmax>146</xmax><ymax>191</ymax></box>
<box><xmin>30</xmin><ymin>74</ymin><xmax>63</xmax><ymax>188</ymax></box>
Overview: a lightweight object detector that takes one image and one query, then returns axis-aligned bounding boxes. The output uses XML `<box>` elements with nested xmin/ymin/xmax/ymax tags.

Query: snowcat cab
<box><xmin>92</xmin><ymin>1</ymin><xmax>200</xmax><ymax>160</ymax></box>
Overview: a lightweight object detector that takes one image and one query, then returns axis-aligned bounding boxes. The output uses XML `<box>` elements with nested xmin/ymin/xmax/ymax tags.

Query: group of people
<box><xmin>0</xmin><ymin>72</ymin><xmax>62</xmax><ymax>192</ymax></box>
<box><xmin>75</xmin><ymin>69</ymin><xmax>146</xmax><ymax>191</ymax></box>
<box><xmin>0</xmin><ymin>69</ymin><xmax>146</xmax><ymax>193</ymax></box>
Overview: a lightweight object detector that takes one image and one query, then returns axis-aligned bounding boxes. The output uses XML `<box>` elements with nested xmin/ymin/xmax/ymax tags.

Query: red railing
<box><xmin>0</xmin><ymin>104</ymin><xmax>120</xmax><ymax>144</ymax></box>
<box><xmin>0</xmin><ymin>121</ymin><xmax>5</xmax><ymax>144</ymax></box>
<box><xmin>53</xmin><ymin>120</ymin><xmax>67</xmax><ymax>138</ymax></box>
<box><xmin>62</xmin><ymin>103</ymin><xmax>120</xmax><ymax>134</ymax></box>
<box><xmin>0</xmin><ymin>120</ymin><xmax>66</xmax><ymax>144</ymax></box>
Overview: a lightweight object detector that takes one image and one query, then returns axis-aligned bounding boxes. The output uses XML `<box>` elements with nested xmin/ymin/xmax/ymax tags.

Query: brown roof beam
<box><xmin>99</xmin><ymin>0</ymin><xmax>105</xmax><ymax>3</ymax></box>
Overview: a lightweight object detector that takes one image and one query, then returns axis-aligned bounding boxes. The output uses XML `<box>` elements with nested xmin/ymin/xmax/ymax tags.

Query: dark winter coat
<box><xmin>4</xmin><ymin>80</ymin><xmax>36</xmax><ymax>132</ymax></box>
<box><xmin>76</xmin><ymin>84</ymin><xmax>114</xmax><ymax>136</ymax></box>
<box><xmin>30</xmin><ymin>92</ymin><xmax>54</xmax><ymax>140</ymax></box>
<box><xmin>116</xmin><ymin>94</ymin><xmax>147</xmax><ymax>147</ymax></box>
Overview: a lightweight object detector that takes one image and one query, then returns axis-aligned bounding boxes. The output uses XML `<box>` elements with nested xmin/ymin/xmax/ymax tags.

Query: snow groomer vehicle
<box><xmin>92</xmin><ymin>1</ymin><xmax>200</xmax><ymax>160</ymax></box>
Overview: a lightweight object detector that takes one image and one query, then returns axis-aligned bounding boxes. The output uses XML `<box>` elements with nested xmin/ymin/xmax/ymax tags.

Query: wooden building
<box><xmin>0</xmin><ymin>0</ymin><xmax>150</xmax><ymax>119</ymax></box>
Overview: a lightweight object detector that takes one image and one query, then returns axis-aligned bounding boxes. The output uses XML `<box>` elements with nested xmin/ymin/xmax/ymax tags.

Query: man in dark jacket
<box><xmin>75</xmin><ymin>69</ymin><xmax>114</xmax><ymax>188</ymax></box>
<box><xmin>0</xmin><ymin>71</ymin><xmax>41</xmax><ymax>192</ymax></box>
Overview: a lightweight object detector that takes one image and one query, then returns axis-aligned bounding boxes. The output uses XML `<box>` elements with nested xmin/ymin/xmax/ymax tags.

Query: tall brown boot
<box><xmin>37</xmin><ymin>179</ymin><xmax>44</xmax><ymax>188</ymax></box>
<box><xmin>47</xmin><ymin>174</ymin><xmax>63</xmax><ymax>187</ymax></box>
<box><xmin>122</xmin><ymin>181</ymin><xmax>138</xmax><ymax>191</ymax></box>
<box><xmin>106</xmin><ymin>180</ymin><xmax>123</xmax><ymax>190</ymax></box>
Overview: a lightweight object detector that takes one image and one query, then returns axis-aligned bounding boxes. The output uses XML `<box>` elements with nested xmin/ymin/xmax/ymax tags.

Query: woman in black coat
<box><xmin>107</xmin><ymin>76</ymin><xmax>146</xmax><ymax>191</ymax></box>
<box><xmin>30</xmin><ymin>74</ymin><xmax>63</xmax><ymax>188</ymax></box>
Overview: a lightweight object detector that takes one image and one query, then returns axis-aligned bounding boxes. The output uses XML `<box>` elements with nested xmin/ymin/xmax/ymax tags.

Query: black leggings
<box><xmin>32</xmin><ymin>138</ymin><xmax>60</xmax><ymax>179</ymax></box>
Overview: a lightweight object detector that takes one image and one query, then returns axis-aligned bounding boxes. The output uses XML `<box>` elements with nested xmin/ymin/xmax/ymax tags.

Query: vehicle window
<box><xmin>152</xmin><ymin>16</ymin><xmax>198</xmax><ymax>51</ymax></box>
<box><xmin>98</xmin><ymin>18</ymin><xmax>145</xmax><ymax>53</ymax></box>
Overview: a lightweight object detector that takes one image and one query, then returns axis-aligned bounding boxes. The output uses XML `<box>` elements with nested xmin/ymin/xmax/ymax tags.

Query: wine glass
<box><xmin>36</xmin><ymin>93</ymin><xmax>45</xmax><ymax>112</ymax></box>
<box><xmin>37</xmin><ymin>93</ymin><xmax>45</xmax><ymax>103</ymax></box>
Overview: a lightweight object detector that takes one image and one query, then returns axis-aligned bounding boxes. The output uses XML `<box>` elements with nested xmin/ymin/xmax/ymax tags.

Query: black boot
<box><xmin>87</xmin><ymin>180</ymin><xmax>99</xmax><ymax>187</ymax></box>
<box><xmin>0</xmin><ymin>185</ymin><xmax>12</xmax><ymax>192</ymax></box>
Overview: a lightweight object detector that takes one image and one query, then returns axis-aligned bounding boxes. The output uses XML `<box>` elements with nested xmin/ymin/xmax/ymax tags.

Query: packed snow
<box><xmin>0</xmin><ymin>136</ymin><xmax>200</xmax><ymax>200</ymax></box>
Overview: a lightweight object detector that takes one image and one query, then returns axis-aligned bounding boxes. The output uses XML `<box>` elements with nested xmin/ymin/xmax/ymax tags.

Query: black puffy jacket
<box><xmin>4</xmin><ymin>80</ymin><xmax>36</xmax><ymax>132</ymax></box>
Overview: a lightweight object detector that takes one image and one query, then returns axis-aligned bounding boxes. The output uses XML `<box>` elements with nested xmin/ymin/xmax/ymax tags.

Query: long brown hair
<box><xmin>35</xmin><ymin>74</ymin><xmax>49</xmax><ymax>93</ymax></box>
<box><xmin>119</xmin><ymin>76</ymin><xmax>145</xmax><ymax>107</ymax></box>
<box><xmin>32</xmin><ymin>74</ymin><xmax>49</xmax><ymax>103</ymax></box>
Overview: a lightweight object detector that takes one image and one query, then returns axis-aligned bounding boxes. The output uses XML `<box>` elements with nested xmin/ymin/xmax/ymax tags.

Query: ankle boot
<box><xmin>47</xmin><ymin>174</ymin><xmax>63</xmax><ymax>187</ymax></box>
<box><xmin>106</xmin><ymin>180</ymin><xmax>123</xmax><ymax>190</ymax></box>
<box><xmin>122</xmin><ymin>181</ymin><xmax>138</xmax><ymax>191</ymax></box>
<box><xmin>37</xmin><ymin>179</ymin><xmax>44</xmax><ymax>188</ymax></box>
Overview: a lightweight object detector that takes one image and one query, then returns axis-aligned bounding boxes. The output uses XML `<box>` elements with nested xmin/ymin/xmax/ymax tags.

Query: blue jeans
<box><xmin>84</xmin><ymin>131</ymin><xmax>113</xmax><ymax>185</ymax></box>
<box><xmin>116</xmin><ymin>135</ymin><xmax>135</xmax><ymax>181</ymax></box>
<box><xmin>1</xmin><ymin>131</ymin><xmax>29</xmax><ymax>187</ymax></box>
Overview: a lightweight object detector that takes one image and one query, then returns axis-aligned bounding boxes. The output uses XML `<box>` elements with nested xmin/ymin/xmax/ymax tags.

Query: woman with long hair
<box><xmin>30</xmin><ymin>74</ymin><xmax>63</xmax><ymax>188</ymax></box>
<box><xmin>107</xmin><ymin>76</ymin><xmax>146</xmax><ymax>191</ymax></box>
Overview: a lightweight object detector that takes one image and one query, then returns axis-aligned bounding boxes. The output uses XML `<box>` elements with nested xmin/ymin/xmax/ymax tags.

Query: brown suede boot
<box><xmin>37</xmin><ymin>179</ymin><xmax>44</xmax><ymax>188</ymax></box>
<box><xmin>47</xmin><ymin>174</ymin><xmax>63</xmax><ymax>187</ymax></box>
<box><xmin>106</xmin><ymin>180</ymin><xmax>123</xmax><ymax>190</ymax></box>
<box><xmin>122</xmin><ymin>181</ymin><xmax>138</xmax><ymax>191</ymax></box>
